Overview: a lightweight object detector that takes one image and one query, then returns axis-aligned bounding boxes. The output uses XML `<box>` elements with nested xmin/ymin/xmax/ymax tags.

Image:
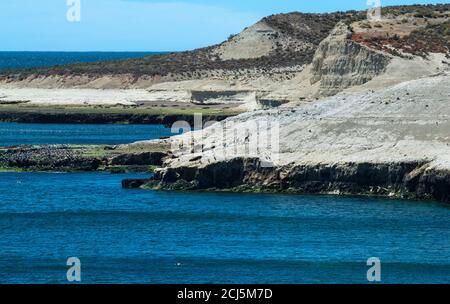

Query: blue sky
<box><xmin>0</xmin><ymin>0</ymin><xmax>446</xmax><ymax>51</ymax></box>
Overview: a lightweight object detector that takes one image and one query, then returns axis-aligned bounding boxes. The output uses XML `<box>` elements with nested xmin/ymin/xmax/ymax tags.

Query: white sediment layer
<box><xmin>0</xmin><ymin>88</ymin><xmax>154</xmax><ymax>106</ymax></box>
<box><xmin>166</xmin><ymin>73</ymin><xmax>450</xmax><ymax>171</ymax></box>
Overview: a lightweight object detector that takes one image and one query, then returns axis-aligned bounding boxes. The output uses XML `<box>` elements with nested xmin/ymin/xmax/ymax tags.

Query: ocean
<box><xmin>0</xmin><ymin>122</ymin><xmax>177</xmax><ymax>147</ymax></box>
<box><xmin>1</xmin><ymin>170</ymin><xmax>449</xmax><ymax>283</ymax></box>
<box><xmin>0</xmin><ymin>51</ymin><xmax>163</xmax><ymax>71</ymax></box>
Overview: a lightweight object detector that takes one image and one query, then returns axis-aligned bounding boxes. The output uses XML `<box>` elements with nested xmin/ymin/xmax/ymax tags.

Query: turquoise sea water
<box><xmin>0</xmin><ymin>51</ymin><xmax>163</xmax><ymax>71</ymax></box>
<box><xmin>0</xmin><ymin>172</ymin><xmax>449</xmax><ymax>284</ymax></box>
<box><xmin>0</xmin><ymin>122</ymin><xmax>177</xmax><ymax>146</ymax></box>
<box><xmin>0</xmin><ymin>123</ymin><xmax>449</xmax><ymax>283</ymax></box>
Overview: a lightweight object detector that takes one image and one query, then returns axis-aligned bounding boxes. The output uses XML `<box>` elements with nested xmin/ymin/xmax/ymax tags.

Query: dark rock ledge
<box><xmin>123</xmin><ymin>157</ymin><xmax>450</xmax><ymax>203</ymax></box>
<box><xmin>0</xmin><ymin>145</ymin><xmax>167</xmax><ymax>172</ymax></box>
<box><xmin>0</xmin><ymin>111</ymin><xmax>232</xmax><ymax>127</ymax></box>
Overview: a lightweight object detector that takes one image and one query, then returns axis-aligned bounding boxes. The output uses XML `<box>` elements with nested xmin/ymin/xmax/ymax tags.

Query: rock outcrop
<box><xmin>0</xmin><ymin>144</ymin><xmax>168</xmax><ymax>172</ymax></box>
<box><xmin>190</xmin><ymin>90</ymin><xmax>257</xmax><ymax>105</ymax></box>
<box><xmin>110</xmin><ymin>152</ymin><xmax>166</xmax><ymax>166</ymax></box>
<box><xmin>0</xmin><ymin>145</ymin><xmax>102</xmax><ymax>171</ymax></box>
<box><xmin>310</xmin><ymin>22</ymin><xmax>391</xmax><ymax>96</ymax></box>
<box><xmin>140</xmin><ymin>157</ymin><xmax>450</xmax><ymax>203</ymax></box>
<box><xmin>139</xmin><ymin>73</ymin><xmax>450</xmax><ymax>203</ymax></box>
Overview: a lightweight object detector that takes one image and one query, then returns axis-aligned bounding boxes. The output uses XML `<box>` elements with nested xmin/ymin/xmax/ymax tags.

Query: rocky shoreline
<box><xmin>122</xmin><ymin>72</ymin><xmax>450</xmax><ymax>204</ymax></box>
<box><xmin>0</xmin><ymin>144</ymin><xmax>167</xmax><ymax>172</ymax></box>
<box><xmin>123</xmin><ymin>157</ymin><xmax>450</xmax><ymax>203</ymax></box>
<box><xmin>3</xmin><ymin>143</ymin><xmax>449</xmax><ymax>203</ymax></box>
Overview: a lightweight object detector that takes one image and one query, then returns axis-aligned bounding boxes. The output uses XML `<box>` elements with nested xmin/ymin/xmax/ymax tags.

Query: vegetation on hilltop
<box><xmin>0</xmin><ymin>12</ymin><xmax>354</xmax><ymax>80</ymax></box>
<box><xmin>262</xmin><ymin>12</ymin><xmax>355</xmax><ymax>45</ymax></box>
<box><xmin>381</xmin><ymin>3</ymin><xmax>450</xmax><ymax>17</ymax></box>
<box><xmin>0</xmin><ymin>4</ymin><xmax>449</xmax><ymax>81</ymax></box>
<box><xmin>353</xmin><ymin>19</ymin><xmax>450</xmax><ymax>58</ymax></box>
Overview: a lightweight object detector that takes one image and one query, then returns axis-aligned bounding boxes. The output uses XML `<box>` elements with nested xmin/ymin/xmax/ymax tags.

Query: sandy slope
<box><xmin>166</xmin><ymin>72</ymin><xmax>450</xmax><ymax>171</ymax></box>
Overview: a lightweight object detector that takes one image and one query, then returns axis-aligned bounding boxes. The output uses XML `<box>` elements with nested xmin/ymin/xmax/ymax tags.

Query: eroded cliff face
<box><xmin>143</xmin><ymin>158</ymin><xmax>450</xmax><ymax>203</ymax></box>
<box><xmin>310</xmin><ymin>22</ymin><xmax>391</xmax><ymax>96</ymax></box>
